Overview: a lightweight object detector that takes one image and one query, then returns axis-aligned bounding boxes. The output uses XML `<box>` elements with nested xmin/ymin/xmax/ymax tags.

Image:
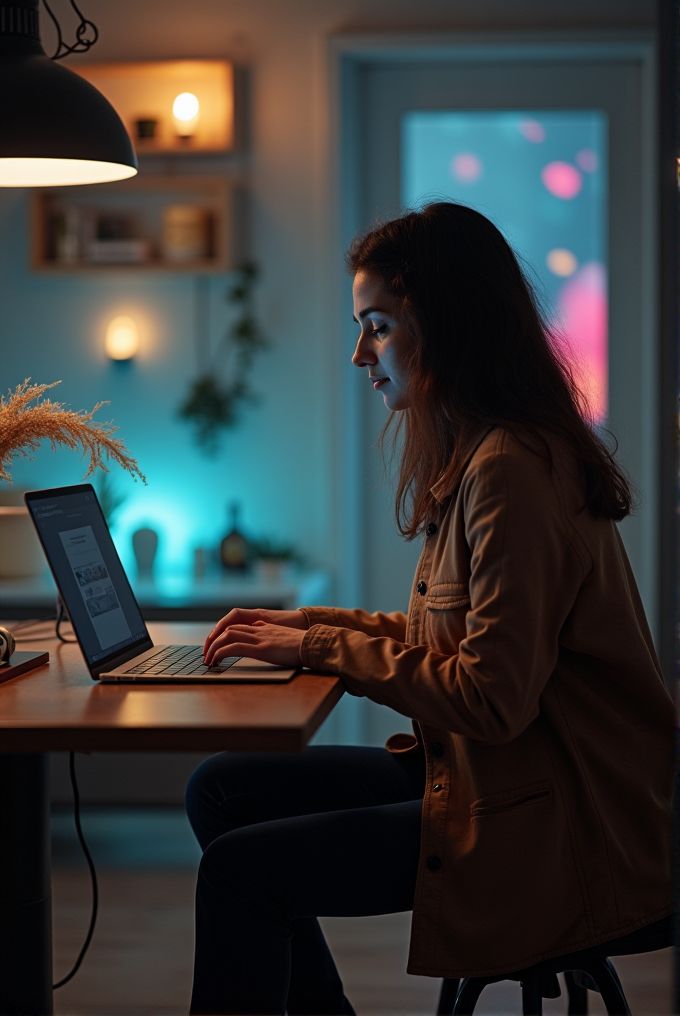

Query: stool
<box><xmin>436</xmin><ymin>915</ymin><xmax>671</xmax><ymax>1016</ymax></box>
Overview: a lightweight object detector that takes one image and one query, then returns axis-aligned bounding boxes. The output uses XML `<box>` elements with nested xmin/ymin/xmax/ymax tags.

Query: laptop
<box><xmin>24</xmin><ymin>484</ymin><xmax>296</xmax><ymax>684</ymax></box>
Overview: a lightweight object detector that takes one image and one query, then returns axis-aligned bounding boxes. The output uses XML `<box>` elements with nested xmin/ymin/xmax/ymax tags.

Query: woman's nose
<box><xmin>352</xmin><ymin>332</ymin><xmax>378</xmax><ymax>367</ymax></box>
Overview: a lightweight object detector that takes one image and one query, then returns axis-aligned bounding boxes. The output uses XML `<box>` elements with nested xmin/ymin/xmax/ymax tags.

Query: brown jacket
<box><xmin>300</xmin><ymin>428</ymin><xmax>673</xmax><ymax>977</ymax></box>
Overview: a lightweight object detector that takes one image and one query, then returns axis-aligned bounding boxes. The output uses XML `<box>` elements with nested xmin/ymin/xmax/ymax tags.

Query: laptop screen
<box><xmin>25</xmin><ymin>484</ymin><xmax>150</xmax><ymax>670</ymax></box>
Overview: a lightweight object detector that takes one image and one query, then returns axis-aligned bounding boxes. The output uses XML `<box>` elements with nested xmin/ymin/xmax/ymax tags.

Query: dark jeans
<box><xmin>185</xmin><ymin>745</ymin><xmax>426</xmax><ymax>1015</ymax></box>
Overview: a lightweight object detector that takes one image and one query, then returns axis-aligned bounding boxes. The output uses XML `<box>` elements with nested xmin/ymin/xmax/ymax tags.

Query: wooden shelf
<box><xmin>72</xmin><ymin>59</ymin><xmax>234</xmax><ymax>154</ymax></box>
<box><xmin>30</xmin><ymin>175</ymin><xmax>239</xmax><ymax>274</ymax></box>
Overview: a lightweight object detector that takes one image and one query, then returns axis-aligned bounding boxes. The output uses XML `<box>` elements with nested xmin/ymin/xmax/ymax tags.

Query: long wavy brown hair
<box><xmin>347</xmin><ymin>202</ymin><xmax>634</xmax><ymax>540</ymax></box>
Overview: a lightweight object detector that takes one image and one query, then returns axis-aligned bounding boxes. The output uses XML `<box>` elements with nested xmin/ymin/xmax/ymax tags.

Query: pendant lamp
<box><xmin>0</xmin><ymin>0</ymin><xmax>137</xmax><ymax>186</ymax></box>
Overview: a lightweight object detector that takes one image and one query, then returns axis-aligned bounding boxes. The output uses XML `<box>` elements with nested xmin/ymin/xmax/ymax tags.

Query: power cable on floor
<box><xmin>8</xmin><ymin>608</ymin><xmax>98</xmax><ymax>986</ymax></box>
<box><xmin>53</xmin><ymin>752</ymin><xmax>99</xmax><ymax>989</ymax></box>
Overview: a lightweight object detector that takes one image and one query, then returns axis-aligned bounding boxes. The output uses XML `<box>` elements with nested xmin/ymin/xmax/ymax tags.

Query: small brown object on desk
<box><xmin>0</xmin><ymin>650</ymin><xmax>49</xmax><ymax>685</ymax></box>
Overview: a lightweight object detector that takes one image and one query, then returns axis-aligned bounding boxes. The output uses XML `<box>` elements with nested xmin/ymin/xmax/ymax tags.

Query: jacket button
<box><xmin>417</xmin><ymin>580</ymin><xmax>427</xmax><ymax>595</ymax></box>
<box><xmin>426</xmin><ymin>522</ymin><xmax>438</xmax><ymax>537</ymax></box>
<box><xmin>433</xmin><ymin>784</ymin><xmax>443</xmax><ymax>792</ymax></box>
<box><xmin>431</xmin><ymin>741</ymin><xmax>444</xmax><ymax>757</ymax></box>
<box><xmin>426</xmin><ymin>855</ymin><xmax>442</xmax><ymax>872</ymax></box>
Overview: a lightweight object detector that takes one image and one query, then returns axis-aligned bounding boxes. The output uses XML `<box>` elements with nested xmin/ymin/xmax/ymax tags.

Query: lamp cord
<box><xmin>8</xmin><ymin>600</ymin><xmax>77</xmax><ymax>643</ymax></box>
<box><xmin>42</xmin><ymin>0</ymin><xmax>98</xmax><ymax>60</ymax></box>
<box><xmin>53</xmin><ymin>752</ymin><xmax>99</xmax><ymax>989</ymax></box>
<box><xmin>56</xmin><ymin>597</ymin><xmax>77</xmax><ymax>643</ymax></box>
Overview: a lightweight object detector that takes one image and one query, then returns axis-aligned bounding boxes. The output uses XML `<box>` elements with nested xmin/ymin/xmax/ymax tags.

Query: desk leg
<box><xmin>0</xmin><ymin>753</ymin><xmax>52</xmax><ymax>1016</ymax></box>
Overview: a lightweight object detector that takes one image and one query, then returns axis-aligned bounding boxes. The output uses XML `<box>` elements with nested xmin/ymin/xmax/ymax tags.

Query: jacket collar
<box><xmin>429</xmin><ymin>426</ymin><xmax>495</xmax><ymax>504</ymax></box>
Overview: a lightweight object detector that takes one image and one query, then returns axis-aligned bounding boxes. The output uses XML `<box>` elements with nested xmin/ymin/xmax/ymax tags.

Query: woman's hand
<box><xmin>203</xmin><ymin>608</ymin><xmax>308</xmax><ymax>666</ymax></box>
<box><xmin>204</xmin><ymin>620</ymin><xmax>306</xmax><ymax>668</ymax></box>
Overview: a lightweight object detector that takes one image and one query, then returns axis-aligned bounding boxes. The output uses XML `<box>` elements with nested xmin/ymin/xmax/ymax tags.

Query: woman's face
<box><xmin>352</xmin><ymin>271</ymin><xmax>412</xmax><ymax>412</ymax></box>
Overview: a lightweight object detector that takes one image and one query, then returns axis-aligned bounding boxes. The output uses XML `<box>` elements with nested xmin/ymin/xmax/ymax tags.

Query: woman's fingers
<box><xmin>204</xmin><ymin>624</ymin><xmax>264</xmax><ymax>664</ymax></box>
<box><xmin>206</xmin><ymin>623</ymin><xmax>260</xmax><ymax>656</ymax></box>
<box><xmin>206</xmin><ymin>623</ymin><xmax>305</xmax><ymax>668</ymax></box>
<box><xmin>203</xmin><ymin>609</ymin><xmax>308</xmax><ymax>655</ymax></box>
<box><xmin>204</xmin><ymin>609</ymin><xmax>258</xmax><ymax>654</ymax></box>
<box><xmin>203</xmin><ymin>610</ymin><xmax>236</xmax><ymax>654</ymax></box>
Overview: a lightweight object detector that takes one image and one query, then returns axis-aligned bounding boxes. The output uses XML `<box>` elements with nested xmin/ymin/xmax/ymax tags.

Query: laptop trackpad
<box><xmin>227</xmin><ymin>657</ymin><xmax>290</xmax><ymax>671</ymax></box>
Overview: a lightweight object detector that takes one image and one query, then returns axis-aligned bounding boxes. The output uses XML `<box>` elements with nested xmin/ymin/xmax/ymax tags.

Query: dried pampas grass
<box><xmin>0</xmin><ymin>379</ymin><xmax>146</xmax><ymax>485</ymax></box>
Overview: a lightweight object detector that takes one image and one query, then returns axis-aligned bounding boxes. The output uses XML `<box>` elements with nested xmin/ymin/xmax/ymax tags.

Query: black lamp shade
<box><xmin>0</xmin><ymin>0</ymin><xmax>137</xmax><ymax>185</ymax></box>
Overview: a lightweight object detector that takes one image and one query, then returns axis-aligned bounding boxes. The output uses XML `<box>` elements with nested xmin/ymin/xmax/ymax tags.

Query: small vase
<box><xmin>132</xmin><ymin>527</ymin><xmax>158</xmax><ymax>581</ymax></box>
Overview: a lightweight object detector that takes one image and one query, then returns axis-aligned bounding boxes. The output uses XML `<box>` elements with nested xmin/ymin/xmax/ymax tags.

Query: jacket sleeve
<box><xmin>299</xmin><ymin>606</ymin><xmax>407</xmax><ymax>642</ymax></box>
<box><xmin>300</xmin><ymin>440</ymin><xmax>588</xmax><ymax>744</ymax></box>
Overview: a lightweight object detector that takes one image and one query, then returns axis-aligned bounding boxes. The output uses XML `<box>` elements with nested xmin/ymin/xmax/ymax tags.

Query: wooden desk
<box><xmin>0</xmin><ymin>622</ymin><xmax>344</xmax><ymax>1015</ymax></box>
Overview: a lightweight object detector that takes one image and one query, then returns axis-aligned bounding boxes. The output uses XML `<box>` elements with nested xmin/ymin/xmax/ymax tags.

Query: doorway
<box><xmin>329</xmin><ymin>36</ymin><xmax>657</xmax><ymax>746</ymax></box>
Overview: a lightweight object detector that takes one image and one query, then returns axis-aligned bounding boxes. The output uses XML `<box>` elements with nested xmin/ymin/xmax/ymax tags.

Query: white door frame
<box><xmin>313</xmin><ymin>29</ymin><xmax>658</xmax><ymax>635</ymax></box>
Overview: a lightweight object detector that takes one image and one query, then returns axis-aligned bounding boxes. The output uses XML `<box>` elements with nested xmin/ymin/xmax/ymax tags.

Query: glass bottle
<box><xmin>219</xmin><ymin>501</ymin><xmax>249</xmax><ymax>572</ymax></box>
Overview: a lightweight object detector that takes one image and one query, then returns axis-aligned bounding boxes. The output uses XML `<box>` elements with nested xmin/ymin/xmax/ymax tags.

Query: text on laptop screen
<box><xmin>27</xmin><ymin>488</ymin><xmax>148</xmax><ymax>665</ymax></box>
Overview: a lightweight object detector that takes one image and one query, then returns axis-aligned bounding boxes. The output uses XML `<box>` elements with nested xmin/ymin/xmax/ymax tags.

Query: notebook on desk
<box><xmin>24</xmin><ymin>484</ymin><xmax>296</xmax><ymax>685</ymax></box>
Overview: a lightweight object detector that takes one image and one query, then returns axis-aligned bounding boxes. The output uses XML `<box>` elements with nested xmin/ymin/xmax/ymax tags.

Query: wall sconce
<box><xmin>172</xmin><ymin>92</ymin><xmax>200</xmax><ymax>140</ymax></box>
<box><xmin>105</xmin><ymin>316</ymin><xmax>139</xmax><ymax>360</ymax></box>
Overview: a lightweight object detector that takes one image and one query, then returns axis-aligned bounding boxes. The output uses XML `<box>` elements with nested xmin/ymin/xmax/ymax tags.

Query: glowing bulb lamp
<box><xmin>0</xmin><ymin>0</ymin><xmax>137</xmax><ymax>187</ymax></box>
<box><xmin>105</xmin><ymin>316</ymin><xmax>139</xmax><ymax>361</ymax></box>
<box><xmin>172</xmin><ymin>91</ymin><xmax>199</xmax><ymax>138</ymax></box>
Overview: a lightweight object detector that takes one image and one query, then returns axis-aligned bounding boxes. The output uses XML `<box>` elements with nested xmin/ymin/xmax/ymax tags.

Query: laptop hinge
<box><xmin>91</xmin><ymin>638</ymin><xmax>153</xmax><ymax>678</ymax></box>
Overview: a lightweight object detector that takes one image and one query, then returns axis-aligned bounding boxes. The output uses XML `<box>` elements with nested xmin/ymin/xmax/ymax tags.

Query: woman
<box><xmin>186</xmin><ymin>203</ymin><xmax>673</xmax><ymax>1015</ymax></box>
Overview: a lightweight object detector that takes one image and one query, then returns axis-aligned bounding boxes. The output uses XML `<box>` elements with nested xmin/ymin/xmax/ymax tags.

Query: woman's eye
<box><xmin>374</xmin><ymin>323</ymin><xmax>389</xmax><ymax>338</ymax></box>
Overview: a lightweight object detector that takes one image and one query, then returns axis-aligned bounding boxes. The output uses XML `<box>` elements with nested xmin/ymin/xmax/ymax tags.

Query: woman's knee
<box><xmin>185</xmin><ymin>751</ymin><xmax>280</xmax><ymax>848</ymax></box>
<box><xmin>198</xmin><ymin>825</ymin><xmax>289</xmax><ymax>921</ymax></box>
<box><xmin>186</xmin><ymin>752</ymin><xmax>246</xmax><ymax>847</ymax></box>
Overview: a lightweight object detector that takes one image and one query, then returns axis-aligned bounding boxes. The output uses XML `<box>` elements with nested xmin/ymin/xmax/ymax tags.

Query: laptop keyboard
<box><xmin>123</xmin><ymin>645</ymin><xmax>242</xmax><ymax>677</ymax></box>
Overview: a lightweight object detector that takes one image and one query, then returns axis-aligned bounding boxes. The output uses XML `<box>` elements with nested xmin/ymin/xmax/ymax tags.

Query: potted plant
<box><xmin>250</xmin><ymin>536</ymin><xmax>300</xmax><ymax>583</ymax></box>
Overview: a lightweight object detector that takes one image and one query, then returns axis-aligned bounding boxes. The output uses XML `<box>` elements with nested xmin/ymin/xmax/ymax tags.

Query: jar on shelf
<box><xmin>161</xmin><ymin>204</ymin><xmax>211</xmax><ymax>262</ymax></box>
<box><xmin>54</xmin><ymin>207</ymin><xmax>81</xmax><ymax>265</ymax></box>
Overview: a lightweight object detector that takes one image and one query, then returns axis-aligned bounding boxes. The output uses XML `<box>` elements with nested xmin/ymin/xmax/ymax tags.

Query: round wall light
<box><xmin>172</xmin><ymin>92</ymin><xmax>199</xmax><ymax>138</ymax></box>
<box><xmin>105</xmin><ymin>316</ymin><xmax>139</xmax><ymax>361</ymax></box>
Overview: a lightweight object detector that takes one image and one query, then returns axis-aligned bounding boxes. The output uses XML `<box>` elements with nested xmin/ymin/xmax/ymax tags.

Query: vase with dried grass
<box><xmin>0</xmin><ymin>379</ymin><xmax>146</xmax><ymax>580</ymax></box>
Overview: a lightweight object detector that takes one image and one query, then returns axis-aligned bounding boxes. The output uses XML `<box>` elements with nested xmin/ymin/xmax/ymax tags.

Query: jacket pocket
<box><xmin>425</xmin><ymin>580</ymin><xmax>471</xmax><ymax>610</ymax></box>
<box><xmin>470</xmin><ymin>781</ymin><xmax>552</xmax><ymax>818</ymax></box>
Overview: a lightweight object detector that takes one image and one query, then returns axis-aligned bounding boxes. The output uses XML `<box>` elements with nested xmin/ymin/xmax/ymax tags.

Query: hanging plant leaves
<box><xmin>178</xmin><ymin>375</ymin><xmax>237</xmax><ymax>455</ymax></box>
<box><xmin>178</xmin><ymin>261</ymin><xmax>269</xmax><ymax>454</ymax></box>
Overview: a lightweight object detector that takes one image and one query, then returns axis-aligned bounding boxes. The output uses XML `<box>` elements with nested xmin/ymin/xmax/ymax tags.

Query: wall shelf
<box><xmin>72</xmin><ymin>59</ymin><xmax>234</xmax><ymax>155</ymax></box>
<box><xmin>30</xmin><ymin>175</ymin><xmax>239</xmax><ymax>274</ymax></box>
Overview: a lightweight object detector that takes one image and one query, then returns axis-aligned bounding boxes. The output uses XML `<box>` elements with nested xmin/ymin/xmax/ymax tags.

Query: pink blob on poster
<box><xmin>576</xmin><ymin>149</ymin><xmax>599</xmax><ymax>173</ymax></box>
<box><xmin>519</xmin><ymin>118</ymin><xmax>546</xmax><ymax>143</ymax></box>
<box><xmin>450</xmin><ymin>152</ymin><xmax>483</xmax><ymax>182</ymax></box>
<box><xmin>555</xmin><ymin>262</ymin><xmax>608</xmax><ymax>422</ymax></box>
<box><xmin>541</xmin><ymin>161</ymin><xmax>583</xmax><ymax>200</ymax></box>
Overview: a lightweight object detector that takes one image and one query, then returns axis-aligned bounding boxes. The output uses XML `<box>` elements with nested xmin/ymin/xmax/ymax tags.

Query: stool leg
<box><xmin>437</xmin><ymin>978</ymin><xmax>460</xmax><ymax>1015</ymax></box>
<box><xmin>520</xmin><ymin>970</ymin><xmax>543</xmax><ymax>1015</ymax></box>
<box><xmin>564</xmin><ymin>971</ymin><xmax>588</xmax><ymax>1015</ymax></box>
<box><xmin>452</xmin><ymin>978</ymin><xmax>487</xmax><ymax>1016</ymax></box>
<box><xmin>580</xmin><ymin>959</ymin><xmax>631</xmax><ymax>1016</ymax></box>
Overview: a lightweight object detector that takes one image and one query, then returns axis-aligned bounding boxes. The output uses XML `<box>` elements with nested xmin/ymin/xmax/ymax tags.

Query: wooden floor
<box><xmin>51</xmin><ymin>809</ymin><xmax>673</xmax><ymax>1015</ymax></box>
